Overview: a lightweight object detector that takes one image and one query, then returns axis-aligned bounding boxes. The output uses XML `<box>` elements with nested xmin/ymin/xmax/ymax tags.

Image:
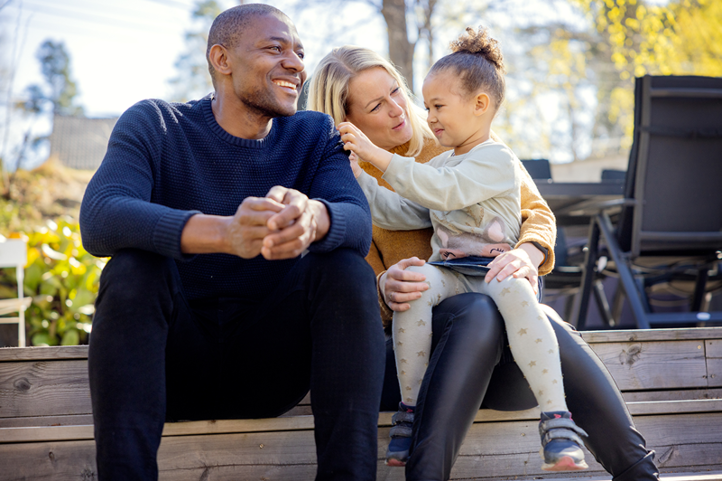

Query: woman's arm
<box><xmin>516</xmin><ymin>160</ymin><xmax>556</xmax><ymax>275</ymax></box>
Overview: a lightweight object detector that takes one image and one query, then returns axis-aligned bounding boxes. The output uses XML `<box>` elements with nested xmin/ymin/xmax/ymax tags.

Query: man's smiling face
<box><xmin>227</xmin><ymin>13</ymin><xmax>306</xmax><ymax>118</ymax></box>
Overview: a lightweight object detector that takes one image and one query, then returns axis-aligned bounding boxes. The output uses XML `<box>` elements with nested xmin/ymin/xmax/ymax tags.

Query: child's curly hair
<box><xmin>429</xmin><ymin>26</ymin><xmax>505</xmax><ymax>110</ymax></box>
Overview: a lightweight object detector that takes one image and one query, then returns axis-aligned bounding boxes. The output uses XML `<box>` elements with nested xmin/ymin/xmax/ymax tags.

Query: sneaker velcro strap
<box><xmin>541</xmin><ymin>428</ymin><xmax>586</xmax><ymax>448</ymax></box>
<box><xmin>389</xmin><ymin>424</ymin><xmax>413</xmax><ymax>438</ymax></box>
<box><xmin>392</xmin><ymin>411</ymin><xmax>414</xmax><ymax>425</ymax></box>
<box><xmin>538</xmin><ymin>417</ymin><xmax>588</xmax><ymax>438</ymax></box>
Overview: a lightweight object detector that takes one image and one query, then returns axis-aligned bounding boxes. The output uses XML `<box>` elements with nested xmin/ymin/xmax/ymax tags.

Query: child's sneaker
<box><xmin>539</xmin><ymin>411</ymin><xmax>589</xmax><ymax>471</ymax></box>
<box><xmin>386</xmin><ymin>403</ymin><xmax>415</xmax><ymax>466</ymax></box>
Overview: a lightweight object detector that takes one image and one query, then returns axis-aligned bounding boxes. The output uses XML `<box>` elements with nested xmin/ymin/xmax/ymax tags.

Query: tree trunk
<box><xmin>381</xmin><ymin>0</ymin><xmax>415</xmax><ymax>90</ymax></box>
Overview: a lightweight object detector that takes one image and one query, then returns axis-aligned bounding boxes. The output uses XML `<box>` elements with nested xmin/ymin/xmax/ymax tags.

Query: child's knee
<box><xmin>406</xmin><ymin>263</ymin><xmax>438</xmax><ymax>277</ymax></box>
<box><xmin>486</xmin><ymin>275</ymin><xmax>535</xmax><ymax>299</ymax></box>
<box><xmin>404</xmin><ymin>265</ymin><xmax>448</xmax><ymax>307</ymax></box>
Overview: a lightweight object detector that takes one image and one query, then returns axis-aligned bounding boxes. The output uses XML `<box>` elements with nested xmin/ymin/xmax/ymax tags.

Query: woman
<box><xmin>307</xmin><ymin>45</ymin><xmax>659</xmax><ymax>481</ymax></box>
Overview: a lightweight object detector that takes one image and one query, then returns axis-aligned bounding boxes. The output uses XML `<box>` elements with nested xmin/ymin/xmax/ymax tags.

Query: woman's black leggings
<box><xmin>380</xmin><ymin>292</ymin><xmax>659</xmax><ymax>481</ymax></box>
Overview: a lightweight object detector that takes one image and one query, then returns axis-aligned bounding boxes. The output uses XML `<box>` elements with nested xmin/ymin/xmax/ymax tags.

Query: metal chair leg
<box><xmin>571</xmin><ymin>217</ymin><xmax>601</xmax><ymax>330</ymax></box>
<box><xmin>592</xmin><ymin>280</ymin><xmax>614</xmax><ymax>327</ymax></box>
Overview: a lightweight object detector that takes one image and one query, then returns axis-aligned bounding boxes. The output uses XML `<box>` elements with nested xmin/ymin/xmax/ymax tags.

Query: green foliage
<box><xmin>0</xmin><ymin>218</ymin><xmax>104</xmax><ymax>346</ymax></box>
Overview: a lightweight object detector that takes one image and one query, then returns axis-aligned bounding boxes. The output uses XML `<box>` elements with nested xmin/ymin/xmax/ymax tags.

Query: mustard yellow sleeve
<box><xmin>364</xmin><ymin>239</ymin><xmax>386</xmax><ymax>278</ymax></box>
<box><xmin>516</xmin><ymin>163</ymin><xmax>557</xmax><ymax>276</ymax></box>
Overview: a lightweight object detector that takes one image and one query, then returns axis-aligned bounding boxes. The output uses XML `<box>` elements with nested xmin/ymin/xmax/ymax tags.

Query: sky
<box><xmin>0</xmin><ymin>0</ymin><xmax>648</xmax><ymax>167</ymax></box>
<box><xmin>3</xmin><ymin>0</ymin><xmax>202</xmax><ymax>117</ymax></box>
<box><xmin>0</xmin><ymin>0</ymin><xmax>386</xmax><ymax>167</ymax></box>
<box><xmin>1</xmin><ymin>0</ymin><xmax>379</xmax><ymax>118</ymax></box>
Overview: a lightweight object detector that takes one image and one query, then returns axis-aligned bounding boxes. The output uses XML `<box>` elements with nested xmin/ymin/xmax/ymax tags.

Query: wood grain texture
<box><xmin>0</xmin><ymin>360</ymin><xmax>91</xmax><ymax>418</ymax></box>
<box><xmin>707</xmin><ymin>339</ymin><xmax>722</xmax><ymax>387</ymax></box>
<box><xmin>2</xmin><ymin>328</ymin><xmax>722</xmax><ymax>480</ymax></box>
<box><xmin>623</xmin><ymin>388</ymin><xmax>722</xmax><ymax>402</ymax></box>
<box><xmin>580</xmin><ymin>327</ymin><xmax>722</xmax><ymax>344</ymax></box>
<box><xmin>0</xmin><ymin>345</ymin><xmax>88</xmax><ymax>361</ymax></box>
<box><xmin>589</xmin><ymin>340</ymin><xmax>709</xmax><ymax>390</ymax></box>
<box><xmin>1</xmin><ymin>415</ymin><xmax>720</xmax><ymax>481</ymax></box>
<box><xmin>0</xmin><ymin>414</ymin><xmax>94</xmax><ymax>428</ymax></box>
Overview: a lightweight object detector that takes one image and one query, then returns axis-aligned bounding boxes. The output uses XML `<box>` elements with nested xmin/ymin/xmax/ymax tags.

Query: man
<box><xmin>79</xmin><ymin>4</ymin><xmax>385</xmax><ymax>480</ymax></box>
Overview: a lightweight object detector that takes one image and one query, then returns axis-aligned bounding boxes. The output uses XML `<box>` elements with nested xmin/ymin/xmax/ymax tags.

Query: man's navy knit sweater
<box><xmin>80</xmin><ymin>96</ymin><xmax>372</xmax><ymax>302</ymax></box>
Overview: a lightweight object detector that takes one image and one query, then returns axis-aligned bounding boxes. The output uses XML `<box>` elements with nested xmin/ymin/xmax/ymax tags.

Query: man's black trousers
<box><xmin>88</xmin><ymin>248</ymin><xmax>385</xmax><ymax>481</ymax></box>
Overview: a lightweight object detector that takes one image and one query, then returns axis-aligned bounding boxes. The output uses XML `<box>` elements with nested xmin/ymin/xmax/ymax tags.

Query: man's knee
<box><xmin>97</xmin><ymin>249</ymin><xmax>176</xmax><ymax>306</ymax></box>
<box><xmin>302</xmin><ymin>248</ymin><xmax>376</xmax><ymax>293</ymax></box>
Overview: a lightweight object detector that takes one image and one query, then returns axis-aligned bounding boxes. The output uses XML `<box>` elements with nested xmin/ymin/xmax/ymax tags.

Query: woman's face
<box><xmin>345</xmin><ymin>67</ymin><xmax>413</xmax><ymax>151</ymax></box>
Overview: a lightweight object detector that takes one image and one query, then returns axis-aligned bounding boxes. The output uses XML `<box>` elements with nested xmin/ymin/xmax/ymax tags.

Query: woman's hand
<box><xmin>338</xmin><ymin>122</ymin><xmax>393</xmax><ymax>171</ymax></box>
<box><xmin>380</xmin><ymin>257</ymin><xmax>429</xmax><ymax>311</ymax></box>
<box><xmin>484</xmin><ymin>243</ymin><xmax>544</xmax><ymax>294</ymax></box>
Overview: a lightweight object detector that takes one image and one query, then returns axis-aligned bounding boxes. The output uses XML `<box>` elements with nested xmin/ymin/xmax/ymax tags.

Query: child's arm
<box><xmin>383</xmin><ymin>145</ymin><xmax>516</xmax><ymax>212</ymax></box>
<box><xmin>356</xmin><ymin>170</ymin><xmax>432</xmax><ymax>231</ymax></box>
<box><xmin>338</xmin><ymin>122</ymin><xmax>394</xmax><ymax>171</ymax></box>
<box><xmin>339</xmin><ymin>122</ymin><xmax>516</xmax><ymax>212</ymax></box>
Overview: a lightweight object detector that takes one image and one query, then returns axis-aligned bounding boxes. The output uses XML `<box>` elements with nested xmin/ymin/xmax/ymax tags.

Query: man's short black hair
<box><xmin>206</xmin><ymin>3</ymin><xmax>286</xmax><ymax>86</ymax></box>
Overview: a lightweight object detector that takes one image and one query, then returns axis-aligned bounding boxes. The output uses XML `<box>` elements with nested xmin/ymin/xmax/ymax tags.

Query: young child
<box><xmin>338</xmin><ymin>27</ymin><xmax>589</xmax><ymax>472</ymax></box>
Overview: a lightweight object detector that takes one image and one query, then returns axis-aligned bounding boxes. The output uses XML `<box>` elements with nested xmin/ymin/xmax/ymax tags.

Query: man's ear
<box><xmin>209</xmin><ymin>44</ymin><xmax>231</xmax><ymax>77</ymax></box>
<box><xmin>474</xmin><ymin>92</ymin><xmax>491</xmax><ymax>117</ymax></box>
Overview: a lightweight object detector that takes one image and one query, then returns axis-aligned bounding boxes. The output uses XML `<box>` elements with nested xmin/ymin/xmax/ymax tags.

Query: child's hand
<box><xmin>338</xmin><ymin>122</ymin><xmax>393</xmax><ymax>172</ymax></box>
<box><xmin>348</xmin><ymin>151</ymin><xmax>362</xmax><ymax>179</ymax></box>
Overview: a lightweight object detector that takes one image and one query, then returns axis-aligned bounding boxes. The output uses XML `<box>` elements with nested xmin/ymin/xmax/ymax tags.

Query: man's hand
<box><xmin>226</xmin><ymin>196</ymin><xmax>286</xmax><ymax>259</ymax></box>
<box><xmin>380</xmin><ymin>257</ymin><xmax>429</xmax><ymax>311</ymax></box>
<box><xmin>180</xmin><ymin>187</ymin><xmax>330</xmax><ymax>260</ymax></box>
<box><xmin>260</xmin><ymin>186</ymin><xmax>330</xmax><ymax>260</ymax></box>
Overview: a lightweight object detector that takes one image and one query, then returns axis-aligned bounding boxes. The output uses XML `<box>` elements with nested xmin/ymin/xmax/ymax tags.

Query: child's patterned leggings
<box><xmin>394</xmin><ymin>263</ymin><xmax>568</xmax><ymax>412</ymax></box>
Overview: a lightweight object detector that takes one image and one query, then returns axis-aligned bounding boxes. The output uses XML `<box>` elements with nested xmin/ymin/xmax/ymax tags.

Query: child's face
<box><xmin>422</xmin><ymin>71</ymin><xmax>489</xmax><ymax>155</ymax></box>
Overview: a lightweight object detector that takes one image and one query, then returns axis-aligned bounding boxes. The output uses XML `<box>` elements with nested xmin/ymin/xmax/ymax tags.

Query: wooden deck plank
<box><xmin>622</xmin><ymin>388</ymin><xmax>722</xmax><ymax>402</ymax></box>
<box><xmin>0</xmin><ymin>414</ymin><xmax>94</xmax><ymax>428</ymax></box>
<box><xmin>0</xmin><ymin>327</ymin><xmax>718</xmax><ymax>360</ymax></box>
<box><xmin>707</xmin><ymin>339</ymin><xmax>722</xmax><ymax>388</ymax></box>
<box><xmin>580</xmin><ymin>327</ymin><xmax>722</xmax><ymax>344</ymax></box>
<box><xmin>1</xmin><ymin>328</ymin><xmax>721</xmax><ymax>479</ymax></box>
<box><xmin>3</xmin><ymin>399</ymin><xmax>721</xmax><ymax>444</ymax></box>
<box><xmin>0</xmin><ymin>360</ymin><xmax>91</xmax><ymax>418</ymax></box>
<box><xmin>1</xmin><ymin>340</ymin><xmax>716</xmax><ymax>422</ymax></box>
<box><xmin>589</xmin><ymin>340</ymin><xmax>709</xmax><ymax>390</ymax></box>
<box><xmin>0</xmin><ymin>345</ymin><xmax>88</xmax><ymax>361</ymax></box>
<box><xmin>1</xmin><ymin>417</ymin><xmax>719</xmax><ymax>481</ymax></box>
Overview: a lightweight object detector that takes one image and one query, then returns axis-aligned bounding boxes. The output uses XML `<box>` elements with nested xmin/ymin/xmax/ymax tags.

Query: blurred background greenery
<box><xmin>0</xmin><ymin>161</ymin><xmax>101</xmax><ymax>346</ymax></box>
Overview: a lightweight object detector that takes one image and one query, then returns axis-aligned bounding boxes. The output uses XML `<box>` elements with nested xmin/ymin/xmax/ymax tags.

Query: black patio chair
<box><xmin>572</xmin><ymin>75</ymin><xmax>722</xmax><ymax>329</ymax></box>
<box><xmin>520</xmin><ymin>159</ymin><xmax>614</xmax><ymax>325</ymax></box>
<box><xmin>521</xmin><ymin>158</ymin><xmax>552</xmax><ymax>181</ymax></box>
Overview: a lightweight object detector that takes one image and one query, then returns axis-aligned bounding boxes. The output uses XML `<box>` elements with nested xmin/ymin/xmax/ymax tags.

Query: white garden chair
<box><xmin>0</xmin><ymin>239</ymin><xmax>31</xmax><ymax>347</ymax></box>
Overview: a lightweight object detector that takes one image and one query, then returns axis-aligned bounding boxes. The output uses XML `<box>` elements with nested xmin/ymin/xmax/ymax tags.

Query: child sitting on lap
<box><xmin>338</xmin><ymin>26</ymin><xmax>588</xmax><ymax>472</ymax></box>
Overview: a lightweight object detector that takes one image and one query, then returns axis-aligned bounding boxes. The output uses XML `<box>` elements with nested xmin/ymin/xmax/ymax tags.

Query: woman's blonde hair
<box><xmin>307</xmin><ymin>45</ymin><xmax>435</xmax><ymax>157</ymax></box>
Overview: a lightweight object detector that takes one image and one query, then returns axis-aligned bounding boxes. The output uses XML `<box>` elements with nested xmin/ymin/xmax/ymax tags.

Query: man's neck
<box><xmin>211</xmin><ymin>91</ymin><xmax>273</xmax><ymax>140</ymax></box>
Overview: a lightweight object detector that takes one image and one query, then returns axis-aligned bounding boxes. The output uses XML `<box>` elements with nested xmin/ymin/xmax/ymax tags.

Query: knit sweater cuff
<box><xmin>308</xmin><ymin>199</ymin><xmax>346</xmax><ymax>253</ymax></box>
<box><xmin>377</xmin><ymin>270</ymin><xmax>393</xmax><ymax>327</ymax></box>
<box><xmin>152</xmin><ymin>209</ymin><xmax>201</xmax><ymax>261</ymax></box>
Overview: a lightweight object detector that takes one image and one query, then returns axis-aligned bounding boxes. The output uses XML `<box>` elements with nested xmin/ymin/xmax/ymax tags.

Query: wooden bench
<box><xmin>1</xmin><ymin>327</ymin><xmax>722</xmax><ymax>480</ymax></box>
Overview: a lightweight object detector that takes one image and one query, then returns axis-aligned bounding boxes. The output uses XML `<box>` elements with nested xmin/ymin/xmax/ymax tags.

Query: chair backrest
<box><xmin>616</xmin><ymin>75</ymin><xmax>722</xmax><ymax>257</ymax></box>
<box><xmin>520</xmin><ymin>159</ymin><xmax>552</xmax><ymax>180</ymax></box>
<box><xmin>601</xmin><ymin>169</ymin><xmax>626</xmax><ymax>182</ymax></box>
<box><xmin>0</xmin><ymin>239</ymin><xmax>27</xmax><ymax>269</ymax></box>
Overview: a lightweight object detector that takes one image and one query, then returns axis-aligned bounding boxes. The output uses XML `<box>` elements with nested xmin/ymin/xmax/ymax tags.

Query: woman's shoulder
<box><xmin>416</xmin><ymin>138</ymin><xmax>450</xmax><ymax>164</ymax></box>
